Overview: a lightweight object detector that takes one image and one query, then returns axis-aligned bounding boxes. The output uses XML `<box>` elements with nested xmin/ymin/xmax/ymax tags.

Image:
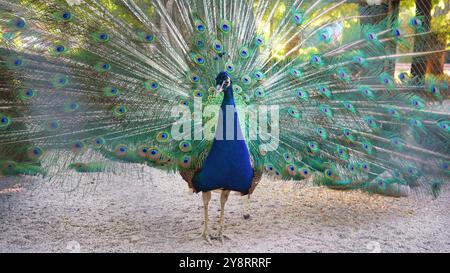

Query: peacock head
<box><xmin>215</xmin><ymin>71</ymin><xmax>231</xmax><ymax>93</ymax></box>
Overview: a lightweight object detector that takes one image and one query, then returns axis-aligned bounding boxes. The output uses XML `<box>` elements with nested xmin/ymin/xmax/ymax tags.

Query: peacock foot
<box><xmin>188</xmin><ymin>230</ymin><xmax>212</xmax><ymax>245</ymax></box>
<box><xmin>210</xmin><ymin>231</ymin><xmax>231</xmax><ymax>244</ymax></box>
<box><xmin>218</xmin><ymin>233</ymin><xmax>231</xmax><ymax>244</ymax></box>
<box><xmin>202</xmin><ymin>231</ymin><xmax>213</xmax><ymax>245</ymax></box>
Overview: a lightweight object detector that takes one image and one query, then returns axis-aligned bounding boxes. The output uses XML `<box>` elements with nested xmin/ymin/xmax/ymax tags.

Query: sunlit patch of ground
<box><xmin>1</xmin><ymin>166</ymin><xmax>449</xmax><ymax>253</ymax></box>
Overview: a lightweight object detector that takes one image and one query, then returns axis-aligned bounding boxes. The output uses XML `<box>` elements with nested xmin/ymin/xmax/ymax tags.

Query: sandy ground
<box><xmin>0</xmin><ymin>165</ymin><xmax>449</xmax><ymax>253</ymax></box>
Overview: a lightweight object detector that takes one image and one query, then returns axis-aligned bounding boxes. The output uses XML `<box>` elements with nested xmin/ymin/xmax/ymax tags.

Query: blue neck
<box><xmin>222</xmin><ymin>85</ymin><xmax>235</xmax><ymax>106</ymax></box>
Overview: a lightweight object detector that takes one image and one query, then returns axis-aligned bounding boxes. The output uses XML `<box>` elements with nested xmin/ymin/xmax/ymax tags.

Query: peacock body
<box><xmin>0</xmin><ymin>0</ymin><xmax>449</xmax><ymax>240</ymax></box>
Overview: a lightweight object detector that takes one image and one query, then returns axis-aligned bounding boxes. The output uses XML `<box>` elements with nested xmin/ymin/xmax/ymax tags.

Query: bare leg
<box><xmin>219</xmin><ymin>190</ymin><xmax>231</xmax><ymax>242</ymax></box>
<box><xmin>202</xmin><ymin>191</ymin><xmax>212</xmax><ymax>244</ymax></box>
<box><xmin>242</xmin><ymin>194</ymin><xmax>250</xmax><ymax>220</ymax></box>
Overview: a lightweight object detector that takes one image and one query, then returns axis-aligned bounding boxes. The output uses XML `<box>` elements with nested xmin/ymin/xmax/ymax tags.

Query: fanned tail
<box><xmin>0</xmin><ymin>0</ymin><xmax>448</xmax><ymax>198</ymax></box>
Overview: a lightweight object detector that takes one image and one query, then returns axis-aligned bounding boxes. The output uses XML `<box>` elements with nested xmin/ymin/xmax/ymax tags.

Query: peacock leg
<box><xmin>242</xmin><ymin>194</ymin><xmax>250</xmax><ymax>220</ymax></box>
<box><xmin>218</xmin><ymin>190</ymin><xmax>231</xmax><ymax>243</ymax></box>
<box><xmin>202</xmin><ymin>191</ymin><xmax>212</xmax><ymax>244</ymax></box>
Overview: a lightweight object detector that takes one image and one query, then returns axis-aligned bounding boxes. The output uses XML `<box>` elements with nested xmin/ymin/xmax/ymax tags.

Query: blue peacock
<box><xmin>0</xmin><ymin>0</ymin><xmax>449</xmax><ymax>242</ymax></box>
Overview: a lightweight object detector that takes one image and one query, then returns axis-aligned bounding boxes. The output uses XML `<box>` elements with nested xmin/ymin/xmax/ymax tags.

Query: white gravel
<box><xmin>1</xmin><ymin>165</ymin><xmax>449</xmax><ymax>253</ymax></box>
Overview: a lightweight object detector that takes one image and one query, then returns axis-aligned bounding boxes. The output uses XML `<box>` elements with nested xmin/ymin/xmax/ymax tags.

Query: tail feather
<box><xmin>0</xmin><ymin>0</ymin><xmax>448</xmax><ymax>197</ymax></box>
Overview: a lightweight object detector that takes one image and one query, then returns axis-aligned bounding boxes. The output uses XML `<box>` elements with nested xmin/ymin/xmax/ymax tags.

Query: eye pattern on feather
<box><xmin>0</xmin><ymin>1</ymin><xmax>448</xmax><ymax>228</ymax></box>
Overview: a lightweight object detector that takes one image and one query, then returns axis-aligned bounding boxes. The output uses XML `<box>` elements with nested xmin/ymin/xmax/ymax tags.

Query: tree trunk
<box><xmin>425</xmin><ymin>33</ymin><xmax>446</xmax><ymax>75</ymax></box>
<box><xmin>386</xmin><ymin>0</ymin><xmax>400</xmax><ymax>76</ymax></box>
<box><xmin>410</xmin><ymin>0</ymin><xmax>432</xmax><ymax>79</ymax></box>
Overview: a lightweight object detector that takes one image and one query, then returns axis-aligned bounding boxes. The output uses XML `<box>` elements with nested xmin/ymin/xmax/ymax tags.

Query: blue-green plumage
<box><xmin>0</xmin><ymin>0</ymin><xmax>448</xmax><ymax>224</ymax></box>
<box><xmin>193</xmin><ymin>72</ymin><xmax>254</xmax><ymax>194</ymax></box>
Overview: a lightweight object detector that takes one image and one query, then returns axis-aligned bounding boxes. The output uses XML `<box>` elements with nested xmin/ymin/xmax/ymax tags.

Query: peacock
<box><xmin>0</xmin><ymin>0</ymin><xmax>449</xmax><ymax>243</ymax></box>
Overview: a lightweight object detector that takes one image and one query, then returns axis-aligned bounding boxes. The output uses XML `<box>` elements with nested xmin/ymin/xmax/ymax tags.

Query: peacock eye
<box><xmin>56</xmin><ymin>45</ymin><xmax>65</xmax><ymax>52</ymax></box>
<box><xmin>50</xmin><ymin>121</ymin><xmax>59</xmax><ymax>129</ymax></box>
<box><xmin>145</xmin><ymin>34</ymin><xmax>154</xmax><ymax>42</ymax></box>
<box><xmin>62</xmin><ymin>12</ymin><xmax>72</xmax><ymax>20</ymax></box>
<box><xmin>394</xmin><ymin>29</ymin><xmax>401</xmax><ymax>37</ymax></box>
<box><xmin>411</xmin><ymin>18</ymin><xmax>421</xmax><ymax>26</ymax></box>
<box><xmin>16</xmin><ymin>18</ymin><xmax>26</xmax><ymax>28</ymax></box>
<box><xmin>25</xmin><ymin>89</ymin><xmax>34</xmax><ymax>96</ymax></box>
<box><xmin>99</xmin><ymin>33</ymin><xmax>109</xmax><ymax>40</ymax></box>
<box><xmin>197</xmin><ymin>25</ymin><xmax>205</xmax><ymax>31</ymax></box>
<box><xmin>293</xmin><ymin>13</ymin><xmax>303</xmax><ymax>25</ymax></box>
